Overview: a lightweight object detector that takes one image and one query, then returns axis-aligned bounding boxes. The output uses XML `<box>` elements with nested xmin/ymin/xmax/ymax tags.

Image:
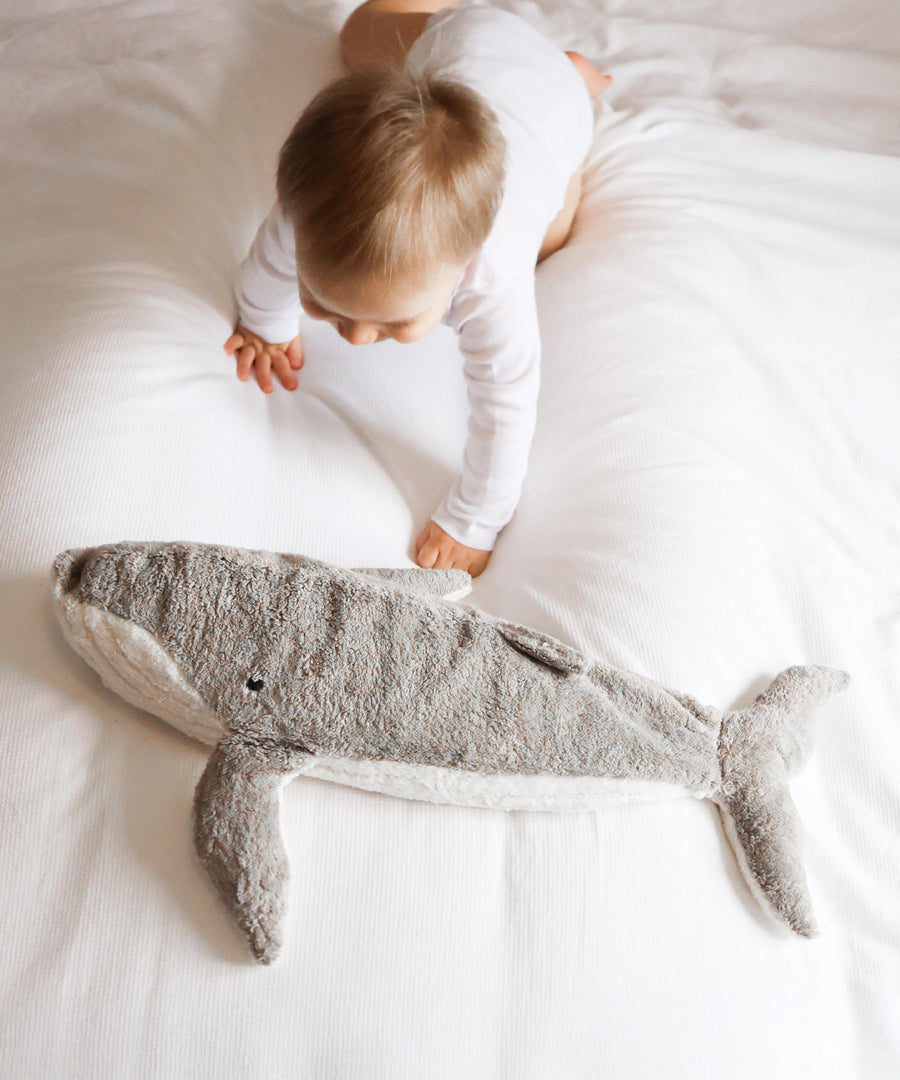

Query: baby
<box><xmin>224</xmin><ymin>0</ymin><xmax>611</xmax><ymax>577</ymax></box>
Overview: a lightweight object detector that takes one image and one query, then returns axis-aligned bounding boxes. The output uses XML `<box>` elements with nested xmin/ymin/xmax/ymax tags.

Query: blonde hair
<box><xmin>277</xmin><ymin>67</ymin><xmax>506</xmax><ymax>284</ymax></box>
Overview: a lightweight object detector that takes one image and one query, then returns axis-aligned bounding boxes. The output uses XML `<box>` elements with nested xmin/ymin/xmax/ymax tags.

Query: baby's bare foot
<box><xmin>565</xmin><ymin>51</ymin><xmax>613</xmax><ymax>100</ymax></box>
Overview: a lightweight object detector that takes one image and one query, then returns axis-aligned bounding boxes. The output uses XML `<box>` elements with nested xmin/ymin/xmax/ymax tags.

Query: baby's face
<box><xmin>297</xmin><ymin>262</ymin><xmax>464</xmax><ymax>345</ymax></box>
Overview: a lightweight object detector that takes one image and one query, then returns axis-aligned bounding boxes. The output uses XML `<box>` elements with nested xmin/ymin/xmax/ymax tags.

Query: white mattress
<box><xmin>1</xmin><ymin>0</ymin><xmax>898</xmax><ymax>1076</ymax></box>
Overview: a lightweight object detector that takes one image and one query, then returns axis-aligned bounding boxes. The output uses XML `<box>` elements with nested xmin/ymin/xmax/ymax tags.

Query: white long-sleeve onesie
<box><xmin>235</xmin><ymin>0</ymin><xmax>594</xmax><ymax>550</ymax></box>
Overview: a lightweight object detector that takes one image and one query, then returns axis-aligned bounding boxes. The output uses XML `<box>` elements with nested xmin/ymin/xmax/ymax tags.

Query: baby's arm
<box><xmin>421</xmin><ymin>275</ymin><xmax>541</xmax><ymax>574</ymax></box>
<box><xmin>225</xmin><ymin>203</ymin><xmax>305</xmax><ymax>393</ymax></box>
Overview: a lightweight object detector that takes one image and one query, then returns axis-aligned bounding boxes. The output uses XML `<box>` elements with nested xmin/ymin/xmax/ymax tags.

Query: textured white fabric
<box><xmin>1</xmin><ymin>0</ymin><xmax>899</xmax><ymax>1077</ymax></box>
<box><xmin>238</xmin><ymin>0</ymin><xmax>593</xmax><ymax>548</ymax></box>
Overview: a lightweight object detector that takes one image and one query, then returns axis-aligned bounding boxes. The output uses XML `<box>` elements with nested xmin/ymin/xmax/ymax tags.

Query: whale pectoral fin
<box><xmin>352</xmin><ymin>567</ymin><xmax>472</xmax><ymax>602</ymax></box>
<box><xmin>192</xmin><ymin>737</ymin><xmax>309</xmax><ymax>964</ymax></box>
<box><xmin>494</xmin><ymin>621</ymin><xmax>587</xmax><ymax>675</ymax></box>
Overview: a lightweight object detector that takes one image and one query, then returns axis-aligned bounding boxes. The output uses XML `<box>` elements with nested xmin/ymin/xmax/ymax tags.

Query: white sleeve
<box><xmin>234</xmin><ymin>202</ymin><xmax>303</xmax><ymax>344</ymax></box>
<box><xmin>432</xmin><ymin>277</ymin><xmax>541</xmax><ymax>551</ymax></box>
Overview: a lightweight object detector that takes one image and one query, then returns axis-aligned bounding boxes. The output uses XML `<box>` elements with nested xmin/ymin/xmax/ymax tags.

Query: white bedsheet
<box><xmin>1</xmin><ymin>0</ymin><xmax>898</xmax><ymax>1076</ymax></box>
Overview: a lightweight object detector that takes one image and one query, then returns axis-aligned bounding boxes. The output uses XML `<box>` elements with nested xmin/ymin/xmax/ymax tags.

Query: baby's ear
<box><xmin>351</xmin><ymin>567</ymin><xmax>471</xmax><ymax>602</ymax></box>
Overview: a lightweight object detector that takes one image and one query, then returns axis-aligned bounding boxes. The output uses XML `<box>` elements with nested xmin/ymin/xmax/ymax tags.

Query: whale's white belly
<box><xmin>295</xmin><ymin>755</ymin><xmax>690</xmax><ymax>812</ymax></box>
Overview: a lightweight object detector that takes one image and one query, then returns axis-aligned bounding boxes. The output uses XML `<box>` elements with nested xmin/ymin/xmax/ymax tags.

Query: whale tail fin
<box><xmin>716</xmin><ymin>666</ymin><xmax>849</xmax><ymax>938</ymax></box>
<box><xmin>193</xmin><ymin>737</ymin><xmax>309</xmax><ymax>964</ymax></box>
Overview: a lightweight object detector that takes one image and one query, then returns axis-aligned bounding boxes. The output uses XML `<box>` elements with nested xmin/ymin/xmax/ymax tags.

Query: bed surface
<box><xmin>1</xmin><ymin>0</ymin><xmax>898</xmax><ymax>1076</ymax></box>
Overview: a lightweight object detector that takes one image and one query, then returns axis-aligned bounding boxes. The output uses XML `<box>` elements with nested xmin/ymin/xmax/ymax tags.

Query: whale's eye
<box><xmin>246</xmin><ymin>678</ymin><xmax>264</xmax><ymax>692</ymax></box>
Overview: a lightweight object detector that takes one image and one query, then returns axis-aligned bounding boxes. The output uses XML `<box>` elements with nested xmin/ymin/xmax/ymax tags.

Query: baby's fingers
<box><xmin>236</xmin><ymin>344</ymin><xmax>256</xmax><ymax>382</ymax></box>
<box><xmin>416</xmin><ymin>541</ymin><xmax>439</xmax><ymax>569</ymax></box>
<box><xmin>286</xmin><ymin>338</ymin><xmax>304</xmax><ymax>371</ymax></box>
<box><xmin>415</xmin><ymin>525</ymin><xmax>442</xmax><ymax>569</ymax></box>
<box><xmin>271</xmin><ymin>351</ymin><xmax>298</xmax><ymax>392</ymax></box>
<box><xmin>224</xmin><ymin>333</ymin><xmax>244</xmax><ymax>356</ymax></box>
<box><xmin>253</xmin><ymin>351</ymin><xmax>275</xmax><ymax>394</ymax></box>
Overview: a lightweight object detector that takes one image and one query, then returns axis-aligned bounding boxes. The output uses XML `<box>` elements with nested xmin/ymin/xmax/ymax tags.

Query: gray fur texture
<box><xmin>52</xmin><ymin>541</ymin><xmax>849</xmax><ymax>963</ymax></box>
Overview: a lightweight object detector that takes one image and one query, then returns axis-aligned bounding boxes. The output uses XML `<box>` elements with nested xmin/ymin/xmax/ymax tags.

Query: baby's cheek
<box><xmin>300</xmin><ymin>298</ymin><xmax>328</xmax><ymax>322</ymax></box>
<box><xmin>393</xmin><ymin>317</ymin><xmax>441</xmax><ymax>344</ymax></box>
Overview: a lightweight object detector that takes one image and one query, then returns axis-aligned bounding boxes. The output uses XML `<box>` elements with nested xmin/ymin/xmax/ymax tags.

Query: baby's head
<box><xmin>277</xmin><ymin>67</ymin><xmax>505</xmax><ymax>345</ymax></box>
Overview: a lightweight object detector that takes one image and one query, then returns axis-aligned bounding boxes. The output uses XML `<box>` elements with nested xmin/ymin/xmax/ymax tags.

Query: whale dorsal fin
<box><xmin>352</xmin><ymin>567</ymin><xmax>472</xmax><ymax>602</ymax></box>
<box><xmin>494</xmin><ymin>621</ymin><xmax>587</xmax><ymax>675</ymax></box>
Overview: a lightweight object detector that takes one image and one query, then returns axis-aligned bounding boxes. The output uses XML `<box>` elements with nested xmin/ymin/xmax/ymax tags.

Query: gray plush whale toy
<box><xmin>53</xmin><ymin>541</ymin><xmax>849</xmax><ymax>964</ymax></box>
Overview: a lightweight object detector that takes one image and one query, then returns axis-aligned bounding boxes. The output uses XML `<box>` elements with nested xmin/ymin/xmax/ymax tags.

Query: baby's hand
<box><xmin>224</xmin><ymin>323</ymin><xmax>304</xmax><ymax>394</ymax></box>
<box><xmin>415</xmin><ymin>520</ymin><xmax>491</xmax><ymax>578</ymax></box>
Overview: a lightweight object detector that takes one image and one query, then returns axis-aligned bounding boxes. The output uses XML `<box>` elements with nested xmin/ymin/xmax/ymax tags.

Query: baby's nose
<box><xmin>340</xmin><ymin>322</ymin><xmax>380</xmax><ymax>346</ymax></box>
